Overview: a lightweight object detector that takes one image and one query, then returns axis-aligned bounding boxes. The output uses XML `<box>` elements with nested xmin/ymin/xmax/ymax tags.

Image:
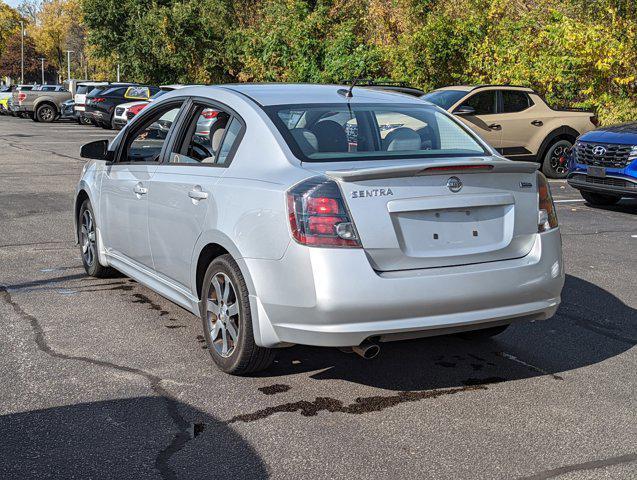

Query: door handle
<box><xmin>188</xmin><ymin>187</ymin><xmax>209</xmax><ymax>201</ymax></box>
<box><xmin>531</xmin><ymin>120</ymin><xmax>543</xmax><ymax>126</ymax></box>
<box><xmin>133</xmin><ymin>183</ymin><xmax>148</xmax><ymax>195</ymax></box>
<box><xmin>488</xmin><ymin>123</ymin><xmax>502</xmax><ymax>130</ymax></box>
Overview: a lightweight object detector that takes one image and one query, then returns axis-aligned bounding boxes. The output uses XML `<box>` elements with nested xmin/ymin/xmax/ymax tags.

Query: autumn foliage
<box><xmin>2</xmin><ymin>0</ymin><xmax>636</xmax><ymax>124</ymax></box>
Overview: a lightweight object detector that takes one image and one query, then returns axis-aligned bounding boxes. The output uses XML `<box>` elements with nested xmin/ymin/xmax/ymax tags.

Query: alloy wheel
<box><xmin>40</xmin><ymin>106</ymin><xmax>54</xmax><ymax>122</ymax></box>
<box><xmin>549</xmin><ymin>144</ymin><xmax>569</xmax><ymax>175</ymax></box>
<box><xmin>206</xmin><ymin>273</ymin><xmax>240</xmax><ymax>358</ymax></box>
<box><xmin>80</xmin><ymin>209</ymin><xmax>96</xmax><ymax>266</ymax></box>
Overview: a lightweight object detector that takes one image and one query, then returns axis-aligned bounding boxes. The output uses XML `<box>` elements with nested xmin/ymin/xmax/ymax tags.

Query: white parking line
<box><xmin>554</xmin><ymin>199</ymin><xmax>586</xmax><ymax>203</ymax></box>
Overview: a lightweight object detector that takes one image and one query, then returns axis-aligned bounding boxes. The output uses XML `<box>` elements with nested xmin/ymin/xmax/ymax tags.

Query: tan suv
<box><xmin>422</xmin><ymin>85</ymin><xmax>598</xmax><ymax>178</ymax></box>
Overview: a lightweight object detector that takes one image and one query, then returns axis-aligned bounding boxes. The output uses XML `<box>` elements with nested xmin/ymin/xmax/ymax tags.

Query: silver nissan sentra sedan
<box><xmin>74</xmin><ymin>84</ymin><xmax>564</xmax><ymax>374</ymax></box>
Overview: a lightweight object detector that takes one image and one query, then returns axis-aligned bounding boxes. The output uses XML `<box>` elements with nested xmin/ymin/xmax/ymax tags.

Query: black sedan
<box><xmin>85</xmin><ymin>85</ymin><xmax>159</xmax><ymax>129</ymax></box>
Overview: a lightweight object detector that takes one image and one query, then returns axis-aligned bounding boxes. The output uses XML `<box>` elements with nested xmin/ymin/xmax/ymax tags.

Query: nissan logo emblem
<box><xmin>446</xmin><ymin>176</ymin><xmax>463</xmax><ymax>193</ymax></box>
<box><xmin>592</xmin><ymin>145</ymin><xmax>607</xmax><ymax>156</ymax></box>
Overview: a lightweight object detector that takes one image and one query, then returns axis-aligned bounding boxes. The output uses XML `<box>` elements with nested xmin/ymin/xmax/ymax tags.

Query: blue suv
<box><xmin>568</xmin><ymin>123</ymin><xmax>637</xmax><ymax>205</ymax></box>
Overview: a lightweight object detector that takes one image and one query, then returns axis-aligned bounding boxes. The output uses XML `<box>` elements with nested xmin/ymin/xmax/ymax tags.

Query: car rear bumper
<box><xmin>567</xmin><ymin>172</ymin><xmax>637</xmax><ymax>198</ymax></box>
<box><xmin>246</xmin><ymin>228</ymin><xmax>564</xmax><ymax>348</ymax></box>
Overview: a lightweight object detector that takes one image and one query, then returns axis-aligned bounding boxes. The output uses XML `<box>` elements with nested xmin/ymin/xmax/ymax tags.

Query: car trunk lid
<box><xmin>306</xmin><ymin>158</ymin><xmax>540</xmax><ymax>271</ymax></box>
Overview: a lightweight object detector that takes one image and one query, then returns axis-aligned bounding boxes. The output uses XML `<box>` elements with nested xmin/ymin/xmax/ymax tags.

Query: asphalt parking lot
<box><xmin>0</xmin><ymin>115</ymin><xmax>635</xmax><ymax>480</ymax></box>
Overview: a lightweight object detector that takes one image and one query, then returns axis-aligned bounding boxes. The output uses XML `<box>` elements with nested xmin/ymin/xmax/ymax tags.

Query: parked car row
<box><xmin>3</xmin><ymin>80</ymin><xmax>635</xmax><ymax>203</ymax></box>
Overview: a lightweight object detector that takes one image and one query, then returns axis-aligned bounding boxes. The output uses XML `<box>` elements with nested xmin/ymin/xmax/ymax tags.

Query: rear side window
<box><xmin>216</xmin><ymin>118</ymin><xmax>242</xmax><ymax>166</ymax></box>
<box><xmin>171</xmin><ymin>104</ymin><xmax>243</xmax><ymax>166</ymax></box>
<box><xmin>501</xmin><ymin>90</ymin><xmax>532</xmax><ymax>113</ymax></box>
<box><xmin>460</xmin><ymin>91</ymin><xmax>497</xmax><ymax>115</ymax></box>
<box><xmin>267</xmin><ymin>103</ymin><xmax>486</xmax><ymax>162</ymax></box>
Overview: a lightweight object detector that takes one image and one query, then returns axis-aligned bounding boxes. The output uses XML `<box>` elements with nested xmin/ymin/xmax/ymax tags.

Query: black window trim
<box><xmin>113</xmin><ymin>97</ymin><xmax>190</xmax><ymax>166</ymax></box>
<box><xmin>264</xmin><ymin>102</ymin><xmax>489</xmax><ymax>163</ymax></box>
<box><xmin>453</xmin><ymin>90</ymin><xmax>499</xmax><ymax>116</ymax></box>
<box><xmin>497</xmin><ymin>89</ymin><xmax>534</xmax><ymax>114</ymax></box>
<box><xmin>160</xmin><ymin>96</ymin><xmax>246</xmax><ymax>169</ymax></box>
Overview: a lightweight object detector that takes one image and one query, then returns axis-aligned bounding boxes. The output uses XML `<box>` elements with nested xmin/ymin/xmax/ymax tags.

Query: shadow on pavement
<box><xmin>0</xmin><ymin>396</ymin><xmax>268</xmax><ymax>480</ymax></box>
<box><xmin>584</xmin><ymin>197</ymin><xmax>637</xmax><ymax>214</ymax></box>
<box><xmin>265</xmin><ymin>274</ymin><xmax>635</xmax><ymax>391</ymax></box>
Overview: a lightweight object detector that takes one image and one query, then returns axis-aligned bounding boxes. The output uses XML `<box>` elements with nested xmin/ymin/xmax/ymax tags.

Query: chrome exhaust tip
<box><xmin>352</xmin><ymin>341</ymin><xmax>380</xmax><ymax>360</ymax></box>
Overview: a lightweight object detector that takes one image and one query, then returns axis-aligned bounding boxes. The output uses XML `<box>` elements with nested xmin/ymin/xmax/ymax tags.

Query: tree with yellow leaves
<box><xmin>29</xmin><ymin>0</ymin><xmax>86</xmax><ymax>81</ymax></box>
<box><xmin>0</xmin><ymin>3</ymin><xmax>22</xmax><ymax>59</ymax></box>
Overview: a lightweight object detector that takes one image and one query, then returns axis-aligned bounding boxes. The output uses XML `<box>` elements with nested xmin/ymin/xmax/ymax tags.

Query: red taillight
<box><xmin>537</xmin><ymin>172</ymin><xmax>558</xmax><ymax>232</ymax></box>
<box><xmin>128</xmin><ymin>103</ymin><xmax>148</xmax><ymax>116</ymax></box>
<box><xmin>92</xmin><ymin>97</ymin><xmax>106</xmax><ymax>103</ymax></box>
<box><xmin>287</xmin><ymin>177</ymin><xmax>361</xmax><ymax>248</ymax></box>
<box><xmin>307</xmin><ymin>197</ymin><xmax>339</xmax><ymax>215</ymax></box>
<box><xmin>590</xmin><ymin>115</ymin><xmax>599</xmax><ymax>127</ymax></box>
<box><xmin>201</xmin><ymin>109</ymin><xmax>219</xmax><ymax>119</ymax></box>
<box><xmin>18</xmin><ymin>93</ymin><xmax>26</xmax><ymax>102</ymax></box>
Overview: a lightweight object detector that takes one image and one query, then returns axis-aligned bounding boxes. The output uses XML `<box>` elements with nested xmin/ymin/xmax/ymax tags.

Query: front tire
<box><xmin>580</xmin><ymin>191</ymin><xmax>621</xmax><ymax>206</ymax></box>
<box><xmin>36</xmin><ymin>104</ymin><xmax>56</xmax><ymax>123</ymax></box>
<box><xmin>541</xmin><ymin>139</ymin><xmax>572</xmax><ymax>179</ymax></box>
<box><xmin>78</xmin><ymin>199</ymin><xmax>113</xmax><ymax>278</ymax></box>
<box><xmin>200</xmin><ymin>254</ymin><xmax>275</xmax><ymax>375</ymax></box>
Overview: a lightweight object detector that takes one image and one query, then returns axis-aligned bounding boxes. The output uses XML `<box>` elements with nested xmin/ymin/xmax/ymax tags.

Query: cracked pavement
<box><xmin>0</xmin><ymin>117</ymin><xmax>636</xmax><ymax>479</ymax></box>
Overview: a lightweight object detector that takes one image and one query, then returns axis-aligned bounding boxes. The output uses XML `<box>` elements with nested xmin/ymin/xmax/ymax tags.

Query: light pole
<box><xmin>38</xmin><ymin>57</ymin><xmax>45</xmax><ymax>84</ymax></box>
<box><xmin>20</xmin><ymin>21</ymin><xmax>24</xmax><ymax>84</ymax></box>
<box><xmin>65</xmin><ymin>50</ymin><xmax>74</xmax><ymax>81</ymax></box>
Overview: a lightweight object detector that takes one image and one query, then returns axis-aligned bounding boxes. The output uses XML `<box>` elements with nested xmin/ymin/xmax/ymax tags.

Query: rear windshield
<box><xmin>421</xmin><ymin>90</ymin><xmax>467</xmax><ymax>110</ymax></box>
<box><xmin>87</xmin><ymin>88</ymin><xmax>105</xmax><ymax>98</ymax></box>
<box><xmin>76</xmin><ymin>85</ymin><xmax>101</xmax><ymax>95</ymax></box>
<box><xmin>101</xmin><ymin>87</ymin><xmax>127</xmax><ymax>97</ymax></box>
<box><xmin>266</xmin><ymin>103</ymin><xmax>486</xmax><ymax>162</ymax></box>
<box><xmin>150</xmin><ymin>90</ymin><xmax>167</xmax><ymax>100</ymax></box>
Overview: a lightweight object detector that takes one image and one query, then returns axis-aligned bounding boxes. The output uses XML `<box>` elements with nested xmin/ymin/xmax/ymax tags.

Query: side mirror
<box><xmin>453</xmin><ymin>105</ymin><xmax>476</xmax><ymax>116</ymax></box>
<box><xmin>80</xmin><ymin>140</ymin><xmax>112</xmax><ymax>161</ymax></box>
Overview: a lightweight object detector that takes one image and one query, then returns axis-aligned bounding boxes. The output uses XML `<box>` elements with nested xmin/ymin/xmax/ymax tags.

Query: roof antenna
<box><xmin>347</xmin><ymin>77</ymin><xmax>359</xmax><ymax>98</ymax></box>
<box><xmin>337</xmin><ymin>77</ymin><xmax>359</xmax><ymax>99</ymax></box>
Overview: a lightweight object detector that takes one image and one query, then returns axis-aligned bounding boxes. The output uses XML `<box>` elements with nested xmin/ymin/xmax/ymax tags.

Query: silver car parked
<box><xmin>75</xmin><ymin>84</ymin><xmax>564</xmax><ymax>374</ymax></box>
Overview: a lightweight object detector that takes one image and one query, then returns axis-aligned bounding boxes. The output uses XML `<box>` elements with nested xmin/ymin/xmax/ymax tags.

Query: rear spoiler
<box><xmin>326</xmin><ymin>159</ymin><xmax>538</xmax><ymax>182</ymax></box>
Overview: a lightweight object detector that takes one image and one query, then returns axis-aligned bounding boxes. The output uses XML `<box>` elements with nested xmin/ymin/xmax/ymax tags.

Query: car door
<box><xmin>100</xmin><ymin>101</ymin><xmax>185</xmax><ymax>268</ymax></box>
<box><xmin>494</xmin><ymin>89</ymin><xmax>540</xmax><ymax>158</ymax></box>
<box><xmin>453</xmin><ymin>90</ymin><xmax>504</xmax><ymax>151</ymax></box>
<box><xmin>148</xmin><ymin>100</ymin><xmax>244</xmax><ymax>291</ymax></box>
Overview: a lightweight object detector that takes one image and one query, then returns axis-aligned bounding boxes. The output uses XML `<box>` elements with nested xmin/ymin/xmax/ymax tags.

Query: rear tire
<box><xmin>458</xmin><ymin>324</ymin><xmax>510</xmax><ymax>339</ymax></box>
<box><xmin>101</xmin><ymin>117</ymin><xmax>113</xmax><ymax>129</ymax></box>
<box><xmin>36</xmin><ymin>104</ymin><xmax>56</xmax><ymax>123</ymax></box>
<box><xmin>78</xmin><ymin>199</ymin><xmax>114</xmax><ymax>278</ymax></box>
<box><xmin>580</xmin><ymin>191</ymin><xmax>621</xmax><ymax>206</ymax></box>
<box><xmin>541</xmin><ymin>139</ymin><xmax>572</xmax><ymax>179</ymax></box>
<box><xmin>200</xmin><ymin>254</ymin><xmax>275</xmax><ymax>375</ymax></box>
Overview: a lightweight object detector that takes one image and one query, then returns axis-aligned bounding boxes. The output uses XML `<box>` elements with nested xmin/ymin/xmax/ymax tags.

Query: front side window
<box><xmin>267</xmin><ymin>103</ymin><xmax>486</xmax><ymax>162</ymax></box>
<box><xmin>124</xmin><ymin>105</ymin><xmax>183</xmax><ymax>163</ymax></box>
<box><xmin>171</xmin><ymin>104</ymin><xmax>243</xmax><ymax>165</ymax></box>
<box><xmin>459</xmin><ymin>91</ymin><xmax>497</xmax><ymax>115</ymax></box>
<box><xmin>501</xmin><ymin>90</ymin><xmax>532</xmax><ymax>113</ymax></box>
